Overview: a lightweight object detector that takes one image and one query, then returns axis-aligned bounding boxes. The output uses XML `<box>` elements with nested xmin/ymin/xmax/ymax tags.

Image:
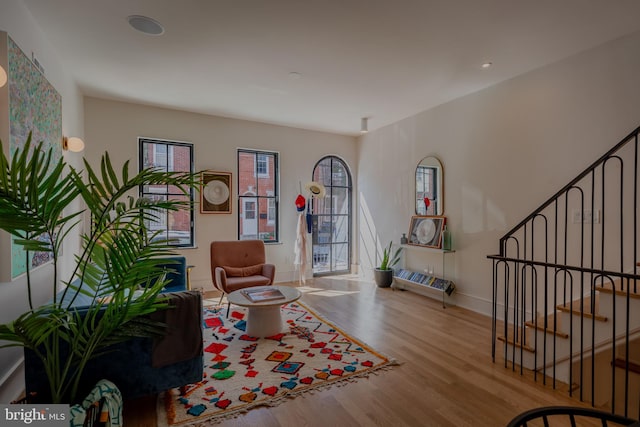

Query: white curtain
<box><xmin>294</xmin><ymin>212</ymin><xmax>307</xmax><ymax>285</ymax></box>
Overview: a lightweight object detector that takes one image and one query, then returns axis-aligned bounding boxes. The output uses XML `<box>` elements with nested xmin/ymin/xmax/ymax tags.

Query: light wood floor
<box><xmin>124</xmin><ymin>276</ymin><xmax>597</xmax><ymax>427</ymax></box>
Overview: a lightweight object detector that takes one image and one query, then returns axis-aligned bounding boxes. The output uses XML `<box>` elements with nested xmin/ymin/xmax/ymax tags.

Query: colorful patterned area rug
<box><xmin>158</xmin><ymin>301</ymin><xmax>398</xmax><ymax>426</ymax></box>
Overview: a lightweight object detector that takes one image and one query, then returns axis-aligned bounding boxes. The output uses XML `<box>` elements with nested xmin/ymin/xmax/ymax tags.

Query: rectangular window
<box><xmin>139</xmin><ymin>138</ymin><xmax>195</xmax><ymax>247</ymax></box>
<box><xmin>245</xmin><ymin>201</ymin><xmax>256</xmax><ymax>219</ymax></box>
<box><xmin>416</xmin><ymin>165</ymin><xmax>437</xmax><ymax>216</ymax></box>
<box><xmin>256</xmin><ymin>154</ymin><xmax>269</xmax><ymax>177</ymax></box>
<box><xmin>154</xmin><ymin>144</ymin><xmax>171</xmax><ymax>171</ymax></box>
<box><xmin>267</xmin><ymin>198</ymin><xmax>276</xmax><ymax>225</ymax></box>
<box><xmin>238</xmin><ymin>149</ymin><xmax>278</xmax><ymax>242</ymax></box>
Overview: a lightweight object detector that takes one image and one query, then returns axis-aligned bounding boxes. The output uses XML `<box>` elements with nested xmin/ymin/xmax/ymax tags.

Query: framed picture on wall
<box><xmin>200</xmin><ymin>171</ymin><xmax>232</xmax><ymax>214</ymax></box>
<box><xmin>408</xmin><ymin>216</ymin><xmax>445</xmax><ymax>249</ymax></box>
<box><xmin>2</xmin><ymin>32</ymin><xmax>62</xmax><ymax>281</ymax></box>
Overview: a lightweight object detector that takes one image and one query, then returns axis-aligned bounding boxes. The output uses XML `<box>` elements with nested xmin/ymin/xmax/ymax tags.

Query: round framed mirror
<box><xmin>415</xmin><ymin>156</ymin><xmax>443</xmax><ymax>215</ymax></box>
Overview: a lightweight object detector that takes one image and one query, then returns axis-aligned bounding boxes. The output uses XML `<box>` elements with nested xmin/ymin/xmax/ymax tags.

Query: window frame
<box><xmin>138</xmin><ymin>137</ymin><xmax>195</xmax><ymax>248</ymax></box>
<box><xmin>311</xmin><ymin>155</ymin><xmax>352</xmax><ymax>276</ymax></box>
<box><xmin>267</xmin><ymin>198</ymin><xmax>276</xmax><ymax>225</ymax></box>
<box><xmin>153</xmin><ymin>144</ymin><xmax>174</xmax><ymax>172</ymax></box>
<box><xmin>416</xmin><ymin>165</ymin><xmax>438</xmax><ymax>215</ymax></box>
<box><xmin>237</xmin><ymin>149</ymin><xmax>279</xmax><ymax>243</ymax></box>
<box><xmin>256</xmin><ymin>153</ymin><xmax>269</xmax><ymax>177</ymax></box>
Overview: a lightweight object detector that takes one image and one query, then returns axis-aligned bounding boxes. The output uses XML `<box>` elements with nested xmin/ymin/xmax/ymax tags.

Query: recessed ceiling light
<box><xmin>481</xmin><ymin>62</ymin><xmax>493</xmax><ymax>69</ymax></box>
<box><xmin>127</xmin><ymin>15</ymin><xmax>165</xmax><ymax>36</ymax></box>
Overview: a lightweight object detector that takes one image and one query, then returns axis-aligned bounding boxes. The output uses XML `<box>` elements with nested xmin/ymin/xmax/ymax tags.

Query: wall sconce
<box><xmin>63</xmin><ymin>136</ymin><xmax>85</xmax><ymax>152</ymax></box>
<box><xmin>360</xmin><ymin>117</ymin><xmax>369</xmax><ymax>134</ymax></box>
<box><xmin>0</xmin><ymin>65</ymin><xmax>7</xmax><ymax>88</ymax></box>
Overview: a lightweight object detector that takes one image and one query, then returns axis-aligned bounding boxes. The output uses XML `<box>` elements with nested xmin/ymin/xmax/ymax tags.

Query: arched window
<box><xmin>311</xmin><ymin>156</ymin><xmax>352</xmax><ymax>275</ymax></box>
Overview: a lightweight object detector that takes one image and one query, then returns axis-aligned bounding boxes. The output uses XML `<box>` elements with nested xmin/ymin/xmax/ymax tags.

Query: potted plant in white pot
<box><xmin>373</xmin><ymin>241</ymin><xmax>402</xmax><ymax>288</ymax></box>
<box><xmin>0</xmin><ymin>133</ymin><xmax>198</xmax><ymax>404</ymax></box>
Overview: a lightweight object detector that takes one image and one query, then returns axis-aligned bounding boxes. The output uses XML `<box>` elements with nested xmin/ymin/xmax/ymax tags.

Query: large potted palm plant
<box><xmin>0</xmin><ymin>133</ymin><xmax>197</xmax><ymax>403</ymax></box>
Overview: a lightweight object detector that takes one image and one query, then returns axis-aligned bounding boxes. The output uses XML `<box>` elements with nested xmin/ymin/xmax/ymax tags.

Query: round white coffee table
<box><xmin>227</xmin><ymin>285</ymin><xmax>301</xmax><ymax>338</ymax></box>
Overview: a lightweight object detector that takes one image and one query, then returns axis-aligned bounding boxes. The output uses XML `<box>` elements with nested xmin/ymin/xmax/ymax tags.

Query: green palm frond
<box><xmin>0</xmin><ymin>132</ymin><xmax>199</xmax><ymax>403</ymax></box>
<box><xmin>0</xmin><ymin>305</ymin><xmax>68</xmax><ymax>350</ymax></box>
<box><xmin>0</xmin><ymin>135</ymin><xmax>81</xmax><ymax>254</ymax></box>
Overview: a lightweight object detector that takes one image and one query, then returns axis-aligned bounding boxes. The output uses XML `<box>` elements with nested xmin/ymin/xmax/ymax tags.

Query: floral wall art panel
<box><xmin>0</xmin><ymin>31</ymin><xmax>62</xmax><ymax>281</ymax></box>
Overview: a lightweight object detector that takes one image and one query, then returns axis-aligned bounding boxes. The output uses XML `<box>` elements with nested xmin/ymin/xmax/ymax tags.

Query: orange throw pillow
<box><xmin>222</xmin><ymin>266</ymin><xmax>243</xmax><ymax>277</ymax></box>
<box><xmin>242</xmin><ymin>264</ymin><xmax>263</xmax><ymax>277</ymax></box>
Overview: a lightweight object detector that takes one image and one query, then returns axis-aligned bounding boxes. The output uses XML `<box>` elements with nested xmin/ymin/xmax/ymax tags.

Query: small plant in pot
<box><xmin>374</xmin><ymin>241</ymin><xmax>402</xmax><ymax>288</ymax></box>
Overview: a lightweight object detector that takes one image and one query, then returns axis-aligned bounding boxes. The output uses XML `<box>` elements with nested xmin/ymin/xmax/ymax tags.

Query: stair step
<box><xmin>556</xmin><ymin>304</ymin><xmax>608</xmax><ymax>321</ymax></box>
<box><xmin>497</xmin><ymin>334</ymin><xmax>535</xmax><ymax>353</ymax></box>
<box><xmin>525</xmin><ymin>313</ymin><xmax>569</xmax><ymax>339</ymax></box>
<box><xmin>502</xmin><ymin>359</ymin><xmax>579</xmax><ymax>393</ymax></box>
<box><xmin>556</xmin><ymin>295</ymin><xmax>608</xmax><ymax>322</ymax></box>
<box><xmin>613</xmin><ymin>358</ymin><xmax>640</xmax><ymax>374</ymax></box>
<box><xmin>595</xmin><ymin>280</ymin><xmax>640</xmax><ymax>299</ymax></box>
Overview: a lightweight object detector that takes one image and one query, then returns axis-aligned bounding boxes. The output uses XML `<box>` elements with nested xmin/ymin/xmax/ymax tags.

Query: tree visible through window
<box><xmin>139</xmin><ymin>138</ymin><xmax>194</xmax><ymax>247</ymax></box>
<box><xmin>238</xmin><ymin>149</ymin><xmax>278</xmax><ymax>242</ymax></box>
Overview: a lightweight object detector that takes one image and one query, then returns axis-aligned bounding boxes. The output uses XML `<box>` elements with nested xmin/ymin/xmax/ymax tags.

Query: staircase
<box><xmin>488</xmin><ymin>126</ymin><xmax>640</xmax><ymax>419</ymax></box>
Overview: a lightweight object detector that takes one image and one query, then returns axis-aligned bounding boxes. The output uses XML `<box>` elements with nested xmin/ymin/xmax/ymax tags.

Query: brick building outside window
<box><xmin>139</xmin><ymin>138</ymin><xmax>194</xmax><ymax>247</ymax></box>
<box><xmin>237</xmin><ymin>149</ymin><xmax>278</xmax><ymax>242</ymax></box>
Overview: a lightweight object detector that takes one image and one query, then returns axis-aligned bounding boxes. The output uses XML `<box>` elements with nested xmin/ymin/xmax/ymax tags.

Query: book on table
<box><xmin>241</xmin><ymin>286</ymin><xmax>285</xmax><ymax>302</ymax></box>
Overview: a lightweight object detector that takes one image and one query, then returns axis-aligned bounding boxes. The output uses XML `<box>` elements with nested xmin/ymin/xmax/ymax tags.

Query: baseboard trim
<box><xmin>392</xmin><ymin>281</ymin><xmax>497</xmax><ymax>319</ymax></box>
<box><xmin>275</xmin><ymin>269</ymin><xmax>306</xmax><ymax>284</ymax></box>
<box><xmin>453</xmin><ymin>292</ymin><xmax>493</xmax><ymax>317</ymax></box>
<box><xmin>0</xmin><ymin>358</ymin><xmax>24</xmax><ymax>403</ymax></box>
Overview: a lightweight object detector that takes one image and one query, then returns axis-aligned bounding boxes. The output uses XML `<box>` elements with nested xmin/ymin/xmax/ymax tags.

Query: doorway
<box><xmin>241</xmin><ymin>196</ymin><xmax>258</xmax><ymax>239</ymax></box>
<box><xmin>311</xmin><ymin>156</ymin><xmax>352</xmax><ymax>275</ymax></box>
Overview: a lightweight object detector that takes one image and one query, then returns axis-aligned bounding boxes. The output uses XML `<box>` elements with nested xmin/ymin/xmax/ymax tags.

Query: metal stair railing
<box><xmin>488</xmin><ymin>125</ymin><xmax>640</xmax><ymax>419</ymax></box>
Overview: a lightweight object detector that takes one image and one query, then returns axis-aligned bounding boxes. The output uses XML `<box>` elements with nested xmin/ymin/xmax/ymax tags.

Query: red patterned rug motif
<box><xmin>158</xmin><ymin>301</ymin><xmax>397</xmax><ymax>426</ymax></box>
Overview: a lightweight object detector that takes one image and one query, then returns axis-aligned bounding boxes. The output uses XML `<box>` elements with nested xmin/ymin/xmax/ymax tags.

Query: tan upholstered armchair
<box><xmin>210</xmin><ymin>240</ymin><xmax>276</xmax><ymax>312</ymax></box>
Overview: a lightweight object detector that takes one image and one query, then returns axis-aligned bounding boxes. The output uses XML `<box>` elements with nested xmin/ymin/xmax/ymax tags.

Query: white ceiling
<box><xmin>20</xmin><ymin>0</ymin><xmax>640</xmax><ymax>136</ymax></box>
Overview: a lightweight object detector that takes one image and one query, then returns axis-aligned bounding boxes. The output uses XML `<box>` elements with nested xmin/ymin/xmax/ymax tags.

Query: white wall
<box><xmin>83</xmin><ymin>97</ymin><xmax>357</xmax><ymax>290</ymax></box>
<box><xmin>0</xmin><ymin>0</ymin><xmax>84</xmax><ymax>402</ymax></box>
<box><xmin>357</xmin><ymin>30</ymin><xmax>640</xmax><ymax>316</ymax></box>
<box><xmin>5</xmin><ymin>0</ymin><xmax>640</xmax><ymax>403</ymax></box>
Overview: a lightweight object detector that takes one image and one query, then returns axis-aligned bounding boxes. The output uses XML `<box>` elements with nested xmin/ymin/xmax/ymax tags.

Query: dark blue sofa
<box><xmin>158</xmin><ymin>256</ymin><xmax>190</xmax><ymax>293</ymax></box>
<box><xmin>24</xmin><ymin>257</ymin><xmax>204</xmax><ymax>402</ymax></box>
